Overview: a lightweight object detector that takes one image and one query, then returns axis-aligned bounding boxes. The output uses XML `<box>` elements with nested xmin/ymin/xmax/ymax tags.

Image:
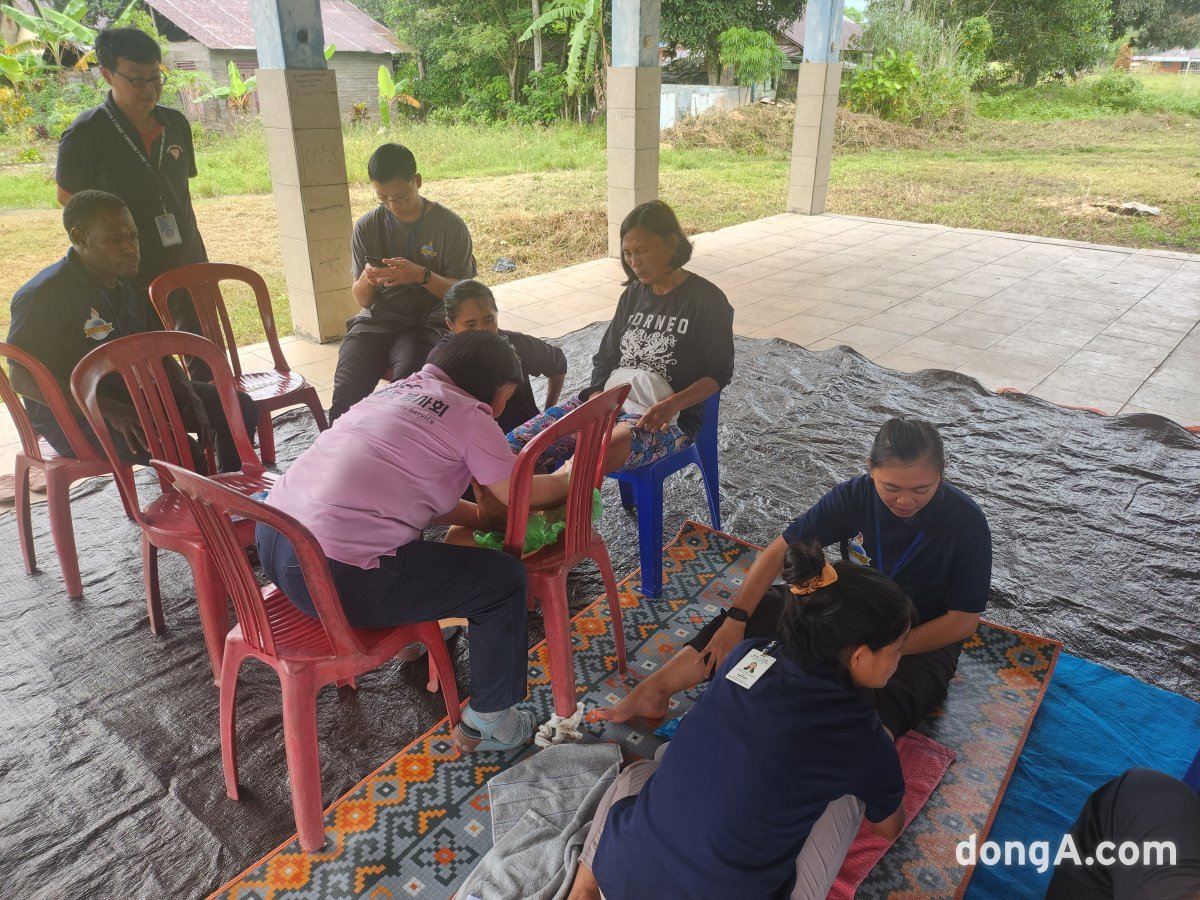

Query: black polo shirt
<box><xmin>783</xmin><ymin>473</ymin><xmax>992</xmax><ymax>624</ymax></box>
<box><xmin>56</xmin><ymin>94</ymin><xmax>206</xmax><ymax>287</ymax></box>
<box><xmin>7</xmin><ymin>249</ymin><xmax>157</xmax><ymax>433</ymax></box>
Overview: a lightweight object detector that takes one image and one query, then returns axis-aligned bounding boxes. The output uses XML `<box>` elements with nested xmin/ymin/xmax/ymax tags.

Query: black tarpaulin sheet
<box><xmin>0</xmin><ymin>325</ymin><xmax>1197</xmax><ymax>898</ymax></box>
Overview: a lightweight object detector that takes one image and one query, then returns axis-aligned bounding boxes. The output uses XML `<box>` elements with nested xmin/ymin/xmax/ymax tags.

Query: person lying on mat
<box><xmin>568</xmin><ymin>540</ymin><xmax>914</xmax><ymax>900</ymax></box>
<box><xmin>507</xmin><ymin>199</ymin><xmax>734</xmax><ymax>474</ymax></box>
<box><xmin>257</xmin><ymin>330</ymin><xmax>570</xmax><ymax>753</ymax></box>
<box><xmin>600</xmin><ymin>417</ymin><xmax>992</xmax><ymax>739</ymax></box>
<box><xmin>6</xmin><ymin>189</ymin><xmax>256</xmax><ymax>473</ymax></box>
<box><xmin>1045</xmin><ymin>767</ymin><xmax>1200</xmax><ymax>900</ymax></box>
<box><xmin>433</xmin><ymin>279</ymin><xmax>567</xmax><ymax>436</ymax></box>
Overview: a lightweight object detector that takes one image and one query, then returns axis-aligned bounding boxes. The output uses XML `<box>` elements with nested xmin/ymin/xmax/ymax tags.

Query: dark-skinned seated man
<box><xmin>6</xmin><ymin>190</ymin><xmax>256</xmax><ymax>473</ymax></box>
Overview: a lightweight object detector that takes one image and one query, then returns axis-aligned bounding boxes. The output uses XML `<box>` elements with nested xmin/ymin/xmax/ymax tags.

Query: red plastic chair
<box><xmin>71</xmin><ymin>331</ymin><xmax>276</xmax><ymax>680</ymax></box>
<box><xmin>0</xmin><ymin>341</ymin><xmax>114</xmax><ymax>599</ymax></box>
<box><xmin>152</xmin><ymin>460</ymin><xmax>462</xmax><ymax>852</ymax></box>
<box><xmin>148</xmin><ymin>263</ymin><xmax>329</xmax><ymax>464</ymax></box>
<box><xmin>503</xmin><ymin>384</ymin><xmax>632</xmax><ymax>718</ymax></box>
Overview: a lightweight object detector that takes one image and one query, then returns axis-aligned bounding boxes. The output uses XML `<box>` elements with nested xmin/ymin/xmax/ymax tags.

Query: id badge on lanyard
<box><xmin>103</xmin><ymin>104</ymin><xmax>181</xmax><ymax>248</ymax></box>
<box><xmin>726</xmin><ymin>641</ymin><xmax>778</xmax><ymax>689</ymax></box>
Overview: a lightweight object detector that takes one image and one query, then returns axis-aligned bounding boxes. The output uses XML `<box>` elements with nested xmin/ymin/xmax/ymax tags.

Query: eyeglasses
<box><xmin>377</xmin><ymin>187</ymin><xmax>417</xmax><ymax>207</ymax></box>
<box><xmin>112</xmin><ymin>69</ymin><xmax>167</xmax><ymax>90</ymax></box>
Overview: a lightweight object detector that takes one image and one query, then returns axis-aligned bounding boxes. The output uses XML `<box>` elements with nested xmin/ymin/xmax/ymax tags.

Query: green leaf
<box><xmin>378</xmin><ymin>63</ymin><xmax>394</xmax><ymax>97</ymax></box>
<box><xmin>324</xmin><ymin>43</ymin><xmax>336</xmax><ymax>60</ymax></box>
<box><xmin>1</xmin><ymin>6</ymin><xmax>44</xmax><ymax>35</ymax></box>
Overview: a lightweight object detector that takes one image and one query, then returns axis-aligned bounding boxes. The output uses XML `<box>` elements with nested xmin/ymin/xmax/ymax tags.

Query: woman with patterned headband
<box><xmin>569</xmin><ymin>540</ymin><xmax>917</xmax><ymax>900</ymax></box>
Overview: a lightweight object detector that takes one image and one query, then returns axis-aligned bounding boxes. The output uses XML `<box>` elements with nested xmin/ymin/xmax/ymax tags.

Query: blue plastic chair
<box><xmin>1185</xmin><ymin>745</ymin><xmax>1200</xmax><ymax>792</ymax></box>
<box><xmin>609</xmin><ymin>391</ymin><xmax>722</xmax><ymax>598</ymax></box>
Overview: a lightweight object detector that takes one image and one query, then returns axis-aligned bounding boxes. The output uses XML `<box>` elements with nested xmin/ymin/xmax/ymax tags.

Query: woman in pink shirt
<box><xmin>258</xmin><ymin>331</ymin><xmax>570</xmax><ymax>752</ymax></box>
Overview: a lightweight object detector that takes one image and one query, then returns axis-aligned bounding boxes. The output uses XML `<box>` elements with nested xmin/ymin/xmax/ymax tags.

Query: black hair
<box><xmin>618</xmin><ymin>200</ymin><xmax>693</xmax><ymax>285</ymax></box>
<box><xmin>367</xmin><ymin>143</ymin><xmax>418</xmax><ymax>183</ymax></box>
<box><xmin>96</xmin><ymin>27</ymin><xmax>161</xmax><ymax>71</ymax></box>
<box><xmin>869</xmin><ymin>417</ymin><xmax>945</xmax><ymax>474</ymax></box>
<box><xmin>63</xmin><ymin>190</ymin><xmax>128</xmax><ymax>238</ymax></box>
<box><xmin>444</xmin><ymin>279</ymin><xmax>497</xmax><ymax>323</ymax></box>
<box><xmin>779</xmin><ymin>540</ymin><xmax>916</xmax><ymax>668</ymax></box>
<box><xmin>427</xmin><ymin>330</ymin><xmax>521</xmax><ymax>403</ymax></box>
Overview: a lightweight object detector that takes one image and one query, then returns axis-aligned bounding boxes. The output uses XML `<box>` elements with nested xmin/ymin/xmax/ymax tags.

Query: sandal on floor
<box><xmin>453</xmin><ymin>706</ymin><xmax>536</xmax><ymax>753</ymax></box>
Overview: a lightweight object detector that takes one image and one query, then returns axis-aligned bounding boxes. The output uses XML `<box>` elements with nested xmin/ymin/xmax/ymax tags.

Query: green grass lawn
<box><xmin>0</xmin><ymin>80</ymin><xmax>1196</xmax><ymax>346</ymax></box>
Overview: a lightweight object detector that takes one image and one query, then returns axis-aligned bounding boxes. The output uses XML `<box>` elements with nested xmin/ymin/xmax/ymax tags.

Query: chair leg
<box><xmin>44</xmin><ymin>468</ymin><xmax>84</xmax><ymax>599</ymax></box>
<box><xmin>14</xmin><ymin>457</ymin><xmax>35</xmax><ymax>576</ymax></box>
<box><xmin>304</xmin><ymin>389</ymin><xmax>329</xmax><ymax>432</ymax></box>
<box><xmin>142</xmin><ymin>536</ymin><xmax>165</xmax><ymax>634</ymax></box>
<box><xmin>536</xmin><ymin>575</ymin><xmax>579</xmax><ymax>718</ymax></box>
<box><xmin>418</xmin><ymin>624</ymin><xmax>461</xmax><ymax>729</ymax></box>
<box><xmin>189</xmin><ymin>550</ymin><xmax>230</xmax><ymax>683</ymax></box>
<box><xmin>590</xmin><ymin>540</ymin><xmax>628</xmax><ymax>674</ymax></box>
<box><xmin>695</xmin><ymin>447</ymin><xmax>722</xmax><ymax>532</ymax></box>
<box><xmin>256</xmin><ymin>406</ymin><xmax>276</xmax><ymax>465</ymax></box>
<box><xmin>617</xmin><ymin>479</ymin><xmax>635</xmax><ymax>511</ymax></box>
<box><xmin>280</xmin><ymin>675</ymin><xmax>326</xmax><ymax>852</ymax></box>
<box><xmin>632</xmin><ymin>475</ymin><xmax>666</xmax><ymax>599</ymax></box>
<box><xmin>219</xmin><ymin>643</ymin><xmax>246</xmax><ymax>800</ymax></box>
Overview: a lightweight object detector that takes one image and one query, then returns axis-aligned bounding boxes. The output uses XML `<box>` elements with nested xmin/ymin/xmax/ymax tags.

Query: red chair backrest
<box><xmin>0</xmin><ymin>340</ymin><xmax>105</xmax><ymax>464</ymax></box>
<box><xmin>151</xmin><ymin>460</ymin><xmax>367</xmax><ymax>659</ymax></box>
<box><xmin>70</xmin><ymin>331</ymin><xmax>262</xmax><ymax>522</ymax></box>
<box><xmin>503</xmin><ymin>384</ymin><xmax>630</xmax><ymax>561</ymax></box>
<box><xmin>148</xmin><ymin>263</ymin><xmax>289</xmax><ymax>378</ymax></box>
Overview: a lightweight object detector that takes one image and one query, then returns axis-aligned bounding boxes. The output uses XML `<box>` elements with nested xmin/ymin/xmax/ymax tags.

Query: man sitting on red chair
<box><xmin>6</xmin><ymin>190</ymin><xmax>255</xmax><ymax>473</ymax></box>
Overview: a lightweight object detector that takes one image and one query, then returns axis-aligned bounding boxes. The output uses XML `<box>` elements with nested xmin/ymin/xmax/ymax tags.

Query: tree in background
<box><xmin>717</xmin><ymin>27</ymin><xmax>784</xmax><ymax>102</ymax></box>
<box><xmin>522</xmin><ymin>0</ymin><xmax>607</xmax><ymax>114</ymax></box>
<box><xmin>929</xmin><ymin>0</ymin><xmax>1112</xmax><ymax>84</ymax></box>
<box><xmin>1111</xmin><ymin>0</ymin><xmax>1200</xmax><ymax>49</ymax></box>
<box><xmin>661</xmin><ymin>0</ymin><xmax>805</xmax><ymax>86</ymax></box>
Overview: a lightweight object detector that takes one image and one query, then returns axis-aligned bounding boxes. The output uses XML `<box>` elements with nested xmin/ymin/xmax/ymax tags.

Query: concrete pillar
<box><xmin>787</xmin><ymin>0</ymin><xmax>845</xmax><ymax>216</ymax></box>
<box><xmin>250</xmin><ymin>0</ymin><xmax>356</xmax><ymax>342</ymax></box>
<box><xmin>607</xmin><ymin>0</ymin><xmax>661</xmax><ymax>257</ymax></box>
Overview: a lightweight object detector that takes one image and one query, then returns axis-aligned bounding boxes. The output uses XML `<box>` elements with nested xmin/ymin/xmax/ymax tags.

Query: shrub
<box><xmin>514</xmin><ymin>63</ymin><xmax>568</xmax><ymax>125</ymax></box>
<box><xmin>1091</xmin><ymin>71</ymin><xmax>1145</xmax><ymax>111</ymax></box>
<box><xmin>848</xmin><ymin>49</ymin><xmax>922</xmax><ymax>122</ymax></box>
<box><xmin>857</xmin><ymin>1</ymin><xmax>977</xmax><ymax>126</ymax></box>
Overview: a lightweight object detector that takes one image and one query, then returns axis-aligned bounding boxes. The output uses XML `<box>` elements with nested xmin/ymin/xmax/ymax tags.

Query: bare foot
<box><xmin>595</xmin><ymin>683</ymin><xmax>671</xmax><ymax>724</ymax></box>
<box><xmin>567</xmin><ymin>862</ymin><xmax>602</xmax><ymax>900</ymax></box>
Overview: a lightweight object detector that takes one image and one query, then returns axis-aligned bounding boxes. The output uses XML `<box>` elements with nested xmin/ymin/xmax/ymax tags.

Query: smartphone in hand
<box><xmin>365</xmin><ymin>255</ymin><xmax>388</xmax><ymax>268</ymax></box>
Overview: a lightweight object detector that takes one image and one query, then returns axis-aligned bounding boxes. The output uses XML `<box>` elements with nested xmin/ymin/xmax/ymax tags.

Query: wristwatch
<box><xmin>726</xmin><ymin>607</ymin><xmax>751</xmax><ymax>624</ymax></box>
<box><xmin>420</xmin><ymin>267</ymin><xmax>432</xmax><ymax>285</ymax></box>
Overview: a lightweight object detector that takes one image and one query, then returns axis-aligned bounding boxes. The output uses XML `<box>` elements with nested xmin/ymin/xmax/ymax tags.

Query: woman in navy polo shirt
<box><xmin>569</xmin><ymin>541</ymin><xmax>915</xmax><ymax>900</ymax></box>
<box><xmin>601</xmin><ymin>417</ymin><xmax>992</xmax><ymax>738</ymax></box>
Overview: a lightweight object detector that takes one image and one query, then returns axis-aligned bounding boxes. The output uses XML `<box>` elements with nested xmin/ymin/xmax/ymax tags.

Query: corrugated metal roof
<box><xmin>1139</xmin><ymin>47</ymin><xmax>1200</xmax><ymax>61</ymax></box>
<box><xmin>143</xmin><ymin>0</ymin><xmax>412</xmax><ymax>54</ymax></box>
<box><xmin>778</xmin><ymin>14</ymin><xmax>864</xmax><ymax>55</ymax></box>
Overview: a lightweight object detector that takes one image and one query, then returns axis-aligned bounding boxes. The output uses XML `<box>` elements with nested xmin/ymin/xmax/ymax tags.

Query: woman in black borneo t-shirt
<box><xmin>508</xmin><ymin>201</ymin><xmax>735</xmax><ymax>473</ymax></box>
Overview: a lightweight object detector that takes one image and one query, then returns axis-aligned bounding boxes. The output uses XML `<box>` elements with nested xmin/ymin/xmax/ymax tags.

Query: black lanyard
<box><xmin>102</xmin><ymin>100</ymin><xmax>169</xmax><ymax>215</ymax></box>
<box><xmin>383</xmin><ymin>198</ymin><xmax>430</xmax><ymax>264</ymax></box>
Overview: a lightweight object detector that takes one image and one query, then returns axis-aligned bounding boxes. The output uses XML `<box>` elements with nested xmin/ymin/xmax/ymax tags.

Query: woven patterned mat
<box><xmin>213</xmin><ymin>522</ymin><xmax>1059</xmax><ymax>900</ymax></box>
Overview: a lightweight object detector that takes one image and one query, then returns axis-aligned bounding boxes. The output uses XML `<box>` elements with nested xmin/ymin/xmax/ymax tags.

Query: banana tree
<box><xmin>198</xmin><ymin>59</ymin><xmax>257</xmax><ymax>112</ymax></box>
<box><xmin>0</xmin><ymin>0</ymin><xmax>95</xmax><ymax>70</ymax></box>
<box><xmin>377</xmin><ymin>64</ymin><xmax>420</xmax><ymax>126</ymax></box>
<box><xmin>0</xmin><ymin>41</ymin><xmax>45</xmax><ymax>88</ymax></box>
<box><xmin>521</xmin><ymin>0</ymin><xmax>608</xmax><ymax>112</ymax></box>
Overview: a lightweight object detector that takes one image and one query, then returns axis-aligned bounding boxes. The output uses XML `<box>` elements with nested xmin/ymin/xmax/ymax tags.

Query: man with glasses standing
<box><xmin>329</xmin><ymin>142</ymin><xmax>477</xmax><ymax>421</ymax></box>
<box><xmin>55</xmin><ymin>27</ymin><xmax>209</xmax><ymax>374</ymax></box>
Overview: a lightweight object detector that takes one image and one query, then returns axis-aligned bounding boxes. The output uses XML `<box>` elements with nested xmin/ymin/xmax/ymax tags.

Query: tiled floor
<box><xmin>4</xmin><ymin>213</ymin><xmax>1199</xmax><ymax>483</ymax></box>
